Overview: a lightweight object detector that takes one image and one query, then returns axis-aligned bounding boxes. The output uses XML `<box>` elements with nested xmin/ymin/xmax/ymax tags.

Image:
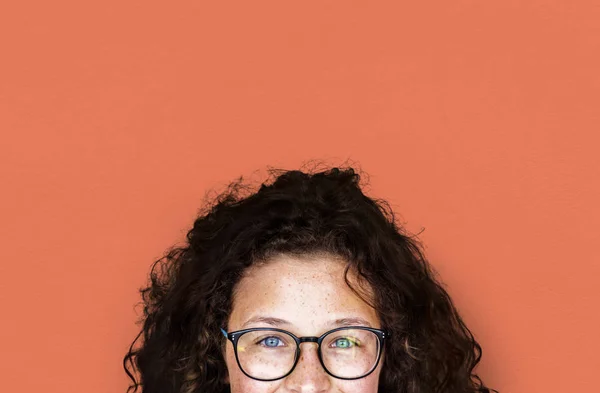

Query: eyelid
<box><xmin>260</xmin><ymin>336</ymin><xmax>282</xmax><ymax>343</ymax></box>
<box><xmin>327</xmin><ymin>336</ymin><xmax>361</xmax><ymax>349</ymax></box>
<box><xmin>255</xmin><ymin>332</ymin><xmax>292</xmax><ymax>343</ymax></box>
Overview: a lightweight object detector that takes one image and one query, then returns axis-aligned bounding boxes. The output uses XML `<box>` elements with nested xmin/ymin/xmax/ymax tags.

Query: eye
<box><xmin>258</xmin><ymin>336</ymin><xmax>286</xmax><ymax>348</ymax></box>
<box><xmin>331</xmin><ymin>336</ymin><xmax>360</xmax><ymax>349</ymax></box>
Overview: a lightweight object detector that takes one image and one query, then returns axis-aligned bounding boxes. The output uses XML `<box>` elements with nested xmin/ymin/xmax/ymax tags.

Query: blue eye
<box><xmin>259</xmin><ymin>336</ymin><xmax>283</xmax><ymax>347</ymax></box>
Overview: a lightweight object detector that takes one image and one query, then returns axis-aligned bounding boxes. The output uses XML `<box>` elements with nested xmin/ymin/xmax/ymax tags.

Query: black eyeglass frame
<box><xmin>220</xmin><ymin>326</ymin><xmax>390</xmax><ymax>381</ymax></box>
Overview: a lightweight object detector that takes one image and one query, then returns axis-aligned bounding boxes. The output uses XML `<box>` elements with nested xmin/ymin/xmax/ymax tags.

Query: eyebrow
<box><xmin>240</xmin><ymin>316</ymin><xmax>374</xmax><ymax>329</ymax></box>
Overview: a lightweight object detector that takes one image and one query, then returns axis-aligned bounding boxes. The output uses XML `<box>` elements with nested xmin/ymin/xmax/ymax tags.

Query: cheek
<box><xmin>334</xmin><ymin>374</ymin><xmax>380</xmax><ymax>393</ymax></box>
<box><xmin>225</xmin><ymin>346</ymin><xmax>281</xmax><ymax>393</ymax></box>
<box><xmin>228</xmin><ymin>368</ymin><xmax>282</xmax><ymax>393</ymax></box>
<box><xmin>229</xmin><ymin>376</ymin><xmax>280</xmax><ymax>393</ymax></box>
<box><xmin>333</xmin><ymin>358</ymin><xmax>383</xmax><ymax>393</ymax></box>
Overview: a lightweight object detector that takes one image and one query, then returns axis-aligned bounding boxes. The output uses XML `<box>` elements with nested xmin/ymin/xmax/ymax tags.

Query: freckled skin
<box><xmin>224</xmin><ymin>255</ymin><xmax>384</xmax><ymax>393</ymax></box>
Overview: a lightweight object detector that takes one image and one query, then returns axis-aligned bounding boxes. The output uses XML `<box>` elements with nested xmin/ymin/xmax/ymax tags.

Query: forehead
<box><xmin>228</xmin><ymin>254</ymin><xmax>379</xmax><ymax>334</ymax></box>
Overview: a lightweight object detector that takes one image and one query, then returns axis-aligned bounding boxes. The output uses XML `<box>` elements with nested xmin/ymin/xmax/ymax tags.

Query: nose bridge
<box><xmin>284</xmin><ymin>337</ymin><xmax>330</xmax><ymax>392</ymax></box>
<box><xmin>298</xmin><ymin>336</ymin><xmax>319</xmax><ymax>344</ymax></box>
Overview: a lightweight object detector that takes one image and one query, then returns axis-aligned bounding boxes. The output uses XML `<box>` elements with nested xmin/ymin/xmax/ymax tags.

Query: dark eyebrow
<box><xmin>240</xmin><ymin>316</ymin><xmax>373</xmax><ymax>329</ymax></box>
<box><xmin>241</xmin><ymin>316</ymin><xmax>291</xmax><ymax>328</ymax></box>
<box><xmin>333</xmin><ymin>317</ymin><xmax>373</xmax><ymax>328</ymax></box>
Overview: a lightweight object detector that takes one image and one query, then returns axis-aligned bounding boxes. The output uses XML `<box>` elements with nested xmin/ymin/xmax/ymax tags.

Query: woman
<box><xmin>124</xmin><ymin>166</ymin><xmax>497</xmax><ymax>393</ymax></box>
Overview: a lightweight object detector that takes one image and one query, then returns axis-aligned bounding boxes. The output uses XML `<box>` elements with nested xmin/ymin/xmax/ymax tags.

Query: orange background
<box><xmin>1</xmin><ymin>1</ymin><xmax>599</xmax><ymax>392</ymax></box>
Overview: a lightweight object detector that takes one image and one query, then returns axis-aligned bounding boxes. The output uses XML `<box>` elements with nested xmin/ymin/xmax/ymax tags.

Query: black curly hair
<box><xmin>124</xmin><ymin>165</ymin><xmax>497</xmax><ymax>393</ymax></box>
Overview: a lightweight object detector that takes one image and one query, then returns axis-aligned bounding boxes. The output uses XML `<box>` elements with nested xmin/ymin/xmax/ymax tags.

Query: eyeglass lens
<box><xmin>235</xmin><ymin>328</ymin><xmax>381</xmax><ymax>380</ymax></box>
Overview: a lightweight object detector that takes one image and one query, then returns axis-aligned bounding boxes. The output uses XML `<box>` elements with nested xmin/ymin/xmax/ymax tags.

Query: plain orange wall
<box><xmin>1</xmin><ymin>1</ymin><xmax>599</xmax><ymax>392</ymax></box>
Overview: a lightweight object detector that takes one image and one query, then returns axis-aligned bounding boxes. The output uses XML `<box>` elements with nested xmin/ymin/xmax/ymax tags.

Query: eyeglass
<box><xmin>220</xmin><ymin>326</ymin><xmax>389</xmax><ymax>381</ymax></box>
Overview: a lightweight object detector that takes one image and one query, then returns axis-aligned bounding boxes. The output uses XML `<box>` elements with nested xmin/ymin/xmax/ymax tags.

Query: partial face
<box><xmin>224</xmin><ymin>254</ymin><xmax>384</xmax><ymax>393</ymax></box>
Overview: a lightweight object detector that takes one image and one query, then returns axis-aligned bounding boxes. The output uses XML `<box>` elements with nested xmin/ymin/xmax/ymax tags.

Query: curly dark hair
<box><xmin>123</xmin><ymin>165</ymin><xmax>497</xmax><ymax>393</ymax></box>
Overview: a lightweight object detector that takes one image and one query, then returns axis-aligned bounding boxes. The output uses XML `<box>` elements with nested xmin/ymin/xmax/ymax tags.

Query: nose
<box><xmin>283</xmin><ymin>342</ymin><xmax>331</xmax><ymax>393</ymax></box>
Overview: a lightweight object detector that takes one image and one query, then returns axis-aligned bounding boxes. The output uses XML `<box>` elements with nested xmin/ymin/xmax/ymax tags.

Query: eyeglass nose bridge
<box><xmin>297</xmin><ymin>336</ymin><xmax>319</xmax><ymax>344</ymax></box>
